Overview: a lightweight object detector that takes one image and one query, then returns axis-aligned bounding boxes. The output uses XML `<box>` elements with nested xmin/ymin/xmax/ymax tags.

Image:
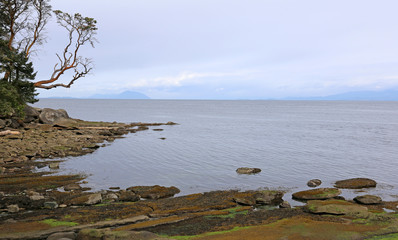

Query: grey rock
<box><xmin>86</xmin><ymin>193</ymin><xmax>102</xmax><ymax>205</ymax></box>
<box><xmin>39</xmin><ymin>108</ymin><xmax>70</xmax><ymax>124</ymax></box>
<box><xmin>44</xmin><ymin>202</ymin><xmax>59</xmax><ymax>209</ymax></box>
<box><xmin>7</xmin><ymin>204</ymin><xmax>19</xmax><ymax>213</ymax></box>
<box><xmin>307</xmin><ymin>179</ymin><xmax>322</xmax><ymax>188</ymax></box>
<box><xmin>104</xmin><ymin>193</ymin><xmax>119</xmax><ymax>201</ymax></box>
<box><xmin>354</xmin><ymin>195</ymin><xmax>382</xmax><ymax>205</ymax></box>
<box><xmin>279</xmin><ymin>201</ymin><xmax>291</xmax><ymax>209</ymax></box>
<box><xmin>0</xmin><ymin>119</ymin><xmax>6</xmax><ymax>129</ymax></box>
<box><xmin>64</xmin><ymin>184</ymin><xmax>82</xmax><ymax>191</ymax></box>
<box><xmin>236</xmin><ymin>167</ymin><xmax>261</xmax><ymax>174</ymax></box>
<box><xmin>255</xmin><ymin>190</ymin><xmax>284</xmax><ymax>205</ymax></box>
<box><xmin>49</xmin><ymin>162</ymin><xmax>60</xmax><ymax>169</ymax></box>
<box><xmin>47</xmin><ymin>232</ymin><xmax>76</xmax><ymax>240</ymax></box>
<box><xmin>24</xmin><ymin>105</ymin><xmax>40</xmax><ymax>123</ymax></box>
<box><xmin>29</xmin><ymin>195</ymin><xmax>45</xmax><ymax>201</ymax></box>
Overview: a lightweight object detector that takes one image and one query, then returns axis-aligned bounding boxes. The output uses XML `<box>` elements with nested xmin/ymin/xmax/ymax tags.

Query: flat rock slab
<box><xmin>236</xmin><ymin>167</ymin><xmax>261</xmax><ymax>174</ymax></box>
<box><xmin>77</xmin><ymin>229</ymin><xmax>169</xmax><ymax>240</ymax></box>
<box><xmin>334</xmin><ymin>178</ymin><xmax>377</xmax><ymax>189</ymax></box>
<box><xmin>292</xmin><ymin>188</ymin><xmax>341</xmax><ymax>200</ymax></box>
<box><xmin>354</xmin><ymin>195</ymin><xmax>382</xmax><ymax>205</ymax></box>
<box><xmin>127</xmin><ymin>185</ymin><xmax>180</xmax><ymax>199</ymax></box>
<box><xmin>307</xmin><ymin>200</ymin><xmax>369</xmax><ymax>218</ymax></box>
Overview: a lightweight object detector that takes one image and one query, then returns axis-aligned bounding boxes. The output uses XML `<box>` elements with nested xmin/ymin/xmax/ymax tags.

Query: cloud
<box><xmin>125</xmin><ymin>71</ymin><xmax>247</xmax><ymax>89</ymax></box>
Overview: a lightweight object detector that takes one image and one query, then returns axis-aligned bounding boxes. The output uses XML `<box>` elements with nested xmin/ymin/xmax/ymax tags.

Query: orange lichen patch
<box><xmin>194</xmin><ymin>216</ymin><xmax>383</xmax><ymax>240</ymax></box>
<box><xmin>114</xmin><ymin>215</ymin><xmax>189</xmax><ymax>231</ymax></box>
<box><xmin>0</xmin><ymin>222</ymin><xmax>51</xmax><ymax>235</ymax></box>
<box><xmin>61</xmin><ymin>203</ymin><xmax>154</xmax><ymax>224</ymax></box>
<box><xmin>0</xmin><ymin>174</ymin><xmax>84</xmax><ymax>192</ymax></box>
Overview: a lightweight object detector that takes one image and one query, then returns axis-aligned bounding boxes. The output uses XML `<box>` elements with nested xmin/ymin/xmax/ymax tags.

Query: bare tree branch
<box><xmin>34</xmin><ymin>10</ymin><xmax>97</xmax><ymax>89</ymax></box>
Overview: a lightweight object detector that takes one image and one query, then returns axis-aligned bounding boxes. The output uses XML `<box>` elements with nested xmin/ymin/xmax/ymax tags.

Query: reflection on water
<box><xmin>34</xmin><ymin>100</ymin><xmax>398</xmax><ymax>203</ymax></box>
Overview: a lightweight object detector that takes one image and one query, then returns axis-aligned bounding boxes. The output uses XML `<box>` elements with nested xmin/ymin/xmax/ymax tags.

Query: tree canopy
<box><xmin>0</xmin><ymin>0</ymin><xmax>97</xmax><ymax>118</ymax></box>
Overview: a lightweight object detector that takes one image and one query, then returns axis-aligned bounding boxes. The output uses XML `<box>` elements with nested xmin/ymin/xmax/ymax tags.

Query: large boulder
<box><xmin>23</xmin><ymin>105</ymin><xmax>40</xmax><ymax>123</ymax></box>
<box><xmin>354</xmin><ymin>195</ymin><xmax>382</xmax><ymax>205</ymax></box>
<box><xmin>306</xmin><ymin>200</ymin><xmax>369</xmax><ymax>218</ymax></box>
<box><xmin>126</xmin><ymin>185</ymin><xmax>180</xmax><ymax>199</ymax></box>
<box><xmin>39</xmin><ymin>108</ymin><xmax>70</xmax><ymax>124</ymax></box>
<box><xmin>68</xmin><ymin>193</ymin><xmax>102</xmax><ymax>206</ymax></box>
<box><xmin>334</xmin><ymin>178</ymin><xmax>377</xmax><ymax>189</ymax></box>
<box><xmin>292</xmin><ymin>188</ymin><xmax>341</xmax><ymax>200</ymax></box>
<box><xmin>255</xmin><ymin>190</ymin><xmax>284</xmax><ymax>205</ymax></box>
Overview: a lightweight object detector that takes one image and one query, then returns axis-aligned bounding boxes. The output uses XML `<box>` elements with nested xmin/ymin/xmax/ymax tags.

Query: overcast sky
<box><xmin>33</xmin><ymin>0</ymin><xmax>398</xmax><ymax>99</ymax></box>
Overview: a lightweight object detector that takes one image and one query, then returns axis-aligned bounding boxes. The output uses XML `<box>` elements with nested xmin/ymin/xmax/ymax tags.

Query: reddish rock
<box><xmin>334</xmin><ymin>178</ymin><xmax>377</xmax><ymax>189</ymax></box>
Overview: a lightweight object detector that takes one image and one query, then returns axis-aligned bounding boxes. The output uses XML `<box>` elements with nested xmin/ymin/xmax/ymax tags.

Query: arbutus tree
<box><xmin>0</xmin><ymin>0</ymin><xmax>97</xmax><ymax>90</ymax></box>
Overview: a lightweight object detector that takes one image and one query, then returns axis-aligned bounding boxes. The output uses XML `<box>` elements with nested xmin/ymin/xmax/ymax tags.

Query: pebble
<box><xmin>7</xmin><ymin>205</ymin><xmax>19</xmax><ymax>213</ymax></box>
<box><xmin>307</xmin><ymin>179</ymin><xmax>322</xmax><ymax>188</ymax></box>
<box><xmin>44</xmin><ymin>202</ymin><xmax>58</xmax><ymax>209</ymax></box>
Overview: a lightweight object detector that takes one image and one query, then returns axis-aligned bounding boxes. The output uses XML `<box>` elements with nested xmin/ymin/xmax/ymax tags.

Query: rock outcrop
<box><xmin>334</xmin><ymin>178</ymin><xmax>377</xmax><ymax>189</ymax></box>
<box><xmin>292</xmin><ymin>188</ymin><xmax>341</xmax><ymax>200</ymax></box>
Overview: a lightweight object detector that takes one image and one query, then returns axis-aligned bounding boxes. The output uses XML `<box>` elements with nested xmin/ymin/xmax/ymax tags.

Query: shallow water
<box><xmin>34</xmin><ymin>99</ymin><xmax>398</xmax><ymax>204</ymax></box>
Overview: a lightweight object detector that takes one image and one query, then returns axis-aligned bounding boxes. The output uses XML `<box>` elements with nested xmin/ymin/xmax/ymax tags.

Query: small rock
<box><xmin>292</xmin><ymin>188</ymin><xmax>341</xmax><ymax>200</ymax></box>
<box><xmin>255</xmin><ymin>190</ymin><xmax>284</xmax><ymax>205</ymax></box>
<box><xmin>153</xmin><ymin>128</ymin><xmax>164</xmax><ymax>131</ymax></box>
<box><xmin>334</xmin><ymin>178</ymin><xmax>377</xmax><ymax>189</ymax></box>
<box><xmin>49</xmin><ymin>162</ymin><xmax>60</xmax><ymax>169</ymax></box>
<box><xmin>36</xmin><ymin>163</ymin><xmax>47</xmax><ymax>169</ymax></box>
<box><xmin>354</xmin><ymin>195</ymin><xmax>382</xmax><ymax>205</ymax></box>
<box><xmin>59</xmin><ymin>204</ymin><xmax>67</xmax><ymax>208</ymax></box>
<box><xmin>29</xmin><ymin>195</ymin><xmax>45</xmax><ymax>201</ymax></box>
<box><xmin>279</xmin><ymin>201</ymin><xmax>291</xmax><ymax>209</ymax></box>
<box><xmin>47</xmin><ymin>232</ymin><xmax>76</xmax><ymax>240</ymax></box>
<box><xmin>64</xmin><ymin>184</ymin><xmax>82</xmax><ymax>191</ymax></box>
<box><xmin>104</xmin><ymin>193</ymin><xmax>119</xmax><ymax>202</ymax></box>
<box><xmin>44</xmin><ymin>202</ymin><xmax>58</xmax><ymax>209</ymax></box>
<box><xmin>236</xmin><ymin>167</ymin><xmax>261</xmax><ymax>174</ymax></box>
<box><xmin>7</xmin><ymin>205</ymin><xmax>19</xmax><ymax>213</ymax></box>
<box><xmin>307</xmin><ymin>179</ymin><xmax>322</xmax><ymax>188</ymax></box>
<box><xmin>109</xmin><ymin>187</ymin><xmax>120</xmax><ymax>190</ymax></box>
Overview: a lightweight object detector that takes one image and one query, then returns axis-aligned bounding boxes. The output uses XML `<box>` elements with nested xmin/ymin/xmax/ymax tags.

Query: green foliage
<box><xmin>0</xmin><ymin>81</ymin><xmax>24</xmax><ymax>117</ymax></box>
<box><xmin>0</xmin><ymin>39</ymin><xmax>37</xmax><ymax>118</ymax></box>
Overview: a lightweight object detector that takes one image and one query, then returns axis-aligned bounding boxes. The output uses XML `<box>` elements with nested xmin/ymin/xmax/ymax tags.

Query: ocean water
<box><xmin>33</xmin><ymin>99</ymin><xmax>398</xmax><ymax>204</ymax></box>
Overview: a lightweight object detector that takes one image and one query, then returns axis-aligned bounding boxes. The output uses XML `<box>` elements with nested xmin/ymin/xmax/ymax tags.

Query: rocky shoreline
<box><xmin>1</xmin><ymin>107</ymin><xmax>398</xmax><ymax>239</ymax></box>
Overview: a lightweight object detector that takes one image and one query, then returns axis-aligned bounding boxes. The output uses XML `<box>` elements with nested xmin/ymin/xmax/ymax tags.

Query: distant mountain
<box><xmin>90</xmin><ymin>91</ymin><xmax>150</xmax><ymax>99</ymax></box>
<box><xmin>286</xmin><ymin>89</ymin><xmax>398</xmax><ymax>101</ymax></box>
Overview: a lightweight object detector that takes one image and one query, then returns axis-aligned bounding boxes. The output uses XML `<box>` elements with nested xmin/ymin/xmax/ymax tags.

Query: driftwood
<box><xmin>0</xmin><ymin>130</ymin><xmax>21</xmax><ymax>136</ymax></box>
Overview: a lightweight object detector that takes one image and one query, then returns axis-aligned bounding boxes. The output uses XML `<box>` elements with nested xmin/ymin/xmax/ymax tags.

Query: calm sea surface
<box><xmin>33</xmin><ymin>99</ymin><xmax>398</xmax><ymax>204</ymax></box>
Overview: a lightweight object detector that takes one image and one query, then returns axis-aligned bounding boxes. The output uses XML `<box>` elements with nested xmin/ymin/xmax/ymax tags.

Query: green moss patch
<box><xmin>40</xmin><ymin>219</ymin><xmax>79</xmax><ymax>227</ymax></box>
